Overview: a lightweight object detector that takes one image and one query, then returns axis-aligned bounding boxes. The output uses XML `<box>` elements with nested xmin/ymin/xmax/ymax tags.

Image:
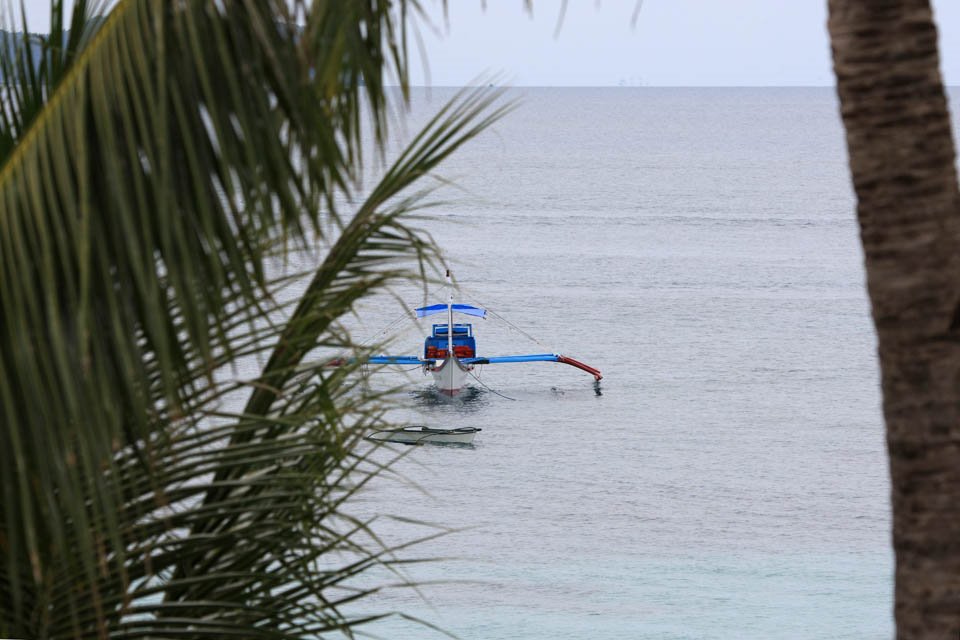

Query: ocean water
<box><xmin>341</xmin><ymin>88</ymin><xmax>892</xmax><ymax>639</ymax></box>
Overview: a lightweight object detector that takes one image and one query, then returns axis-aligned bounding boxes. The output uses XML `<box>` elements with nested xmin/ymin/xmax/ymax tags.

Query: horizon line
<box><xmin>398</xmin><ymin>84</ymin><xmax>840</xmax><ymax>89</ymax></box>
<box><xmin>394</xmin><ymin>84</ymin><xmax>960</xmax><ymax>90</ymax></box>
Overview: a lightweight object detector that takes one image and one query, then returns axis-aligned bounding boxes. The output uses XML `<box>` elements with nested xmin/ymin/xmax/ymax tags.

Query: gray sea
<box><xmin>340</xmin><ymin>88</ymin><xmax>891</xmax><ymax>639</ymax></box>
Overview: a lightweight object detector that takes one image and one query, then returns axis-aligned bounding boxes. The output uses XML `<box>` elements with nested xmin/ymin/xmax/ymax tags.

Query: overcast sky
<box><xmin>407</xmin><ymin>0</ymin><xmax>960</xmax><ymax>86</ymax></box>
<box><xmin>18</xmin><ymin>1</ymin><xmax>960</xmax><ymax>87</ymax></box>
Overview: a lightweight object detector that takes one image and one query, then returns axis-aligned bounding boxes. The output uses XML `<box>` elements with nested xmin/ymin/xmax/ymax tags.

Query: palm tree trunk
<box><xmin>828</xmin><ymin>1</ymin><xmax>960</xmax><ymax>637</ymax></box>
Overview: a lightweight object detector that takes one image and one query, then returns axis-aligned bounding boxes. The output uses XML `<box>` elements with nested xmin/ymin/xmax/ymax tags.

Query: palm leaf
<box><xmin>0</xmin><ymin>0</ymin><xmax>507</xmax><ymax>637</ymax></box>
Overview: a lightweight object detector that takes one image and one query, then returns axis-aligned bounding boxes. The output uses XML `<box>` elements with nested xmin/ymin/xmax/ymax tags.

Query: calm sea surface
<box><xmin>333</xmin><ymin>87</ymin><xmax>894</xmax><ymax>639</ymax></box>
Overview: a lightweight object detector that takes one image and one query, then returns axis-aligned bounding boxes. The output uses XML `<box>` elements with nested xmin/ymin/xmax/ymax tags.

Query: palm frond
<box><xmin>0</xmin><ymin>0</ymin><xmax>507</xmax><ymax>637</ymax></box>
<box><xmin>0</xmin><ymin>0</ymin><xmax>110</xmax><ymax>163</ymax></box>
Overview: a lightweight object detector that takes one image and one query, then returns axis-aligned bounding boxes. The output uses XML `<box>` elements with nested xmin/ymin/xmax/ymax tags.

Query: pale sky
<box><xmin>18</xmin><ymin>1</ymin><xmax>960</xmax><ymax>87</ymax></box>
<box><xmin>408</xmin><ymin>0</ymin><xmax>960</xmax><ymax>87</ymax></box>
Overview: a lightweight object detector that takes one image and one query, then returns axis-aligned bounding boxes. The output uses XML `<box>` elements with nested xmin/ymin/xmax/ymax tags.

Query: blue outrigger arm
<box><xmin>462</xmin><ymin>353</ymin><xmax>603</xmax><ymax>381</ymax></box>
<box><xmin>365</xmin><ymin>356</ymin><xmax>424</xmax><ymax>366</ymax></box>
<box><xmin>461</xmin><ymin>353</ymin><xmax>557</xmax><ymax>365</ymax></box>
<box><xmin>324</xmin><ymin>356</ymin><xmax>423</xmax><ymax>367</ymax></box>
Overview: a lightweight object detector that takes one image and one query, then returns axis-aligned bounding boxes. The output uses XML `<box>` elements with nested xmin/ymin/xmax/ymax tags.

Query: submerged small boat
<box><xmin>366</xmin><ymin>425</ymin><xmax>481</xmax><ymax>445</ymax></box>
<box><xmin>363</xmin><ymin>271</ymin><xmax>602</xmax><ymax>396</ymax></box>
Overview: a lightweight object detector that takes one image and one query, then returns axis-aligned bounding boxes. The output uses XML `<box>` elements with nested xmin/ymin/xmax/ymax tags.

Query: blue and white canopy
<box><xmin>415</xmin><ymin>303</ymin><xmax>487</xmax><ymax>319</ymax></box>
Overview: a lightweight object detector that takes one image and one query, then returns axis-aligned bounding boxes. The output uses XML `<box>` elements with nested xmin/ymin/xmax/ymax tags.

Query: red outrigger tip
<box><xmin>557</xmin><ymin>355</ymin><xmax>603</xmax><ymax>381</ymax></box>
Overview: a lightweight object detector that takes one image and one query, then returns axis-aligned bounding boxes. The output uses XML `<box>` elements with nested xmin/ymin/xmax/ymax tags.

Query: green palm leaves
<box><xmin>0</xmin><ymin>1</ymin><xmax>505</xmax><ymax>637</ymax></box>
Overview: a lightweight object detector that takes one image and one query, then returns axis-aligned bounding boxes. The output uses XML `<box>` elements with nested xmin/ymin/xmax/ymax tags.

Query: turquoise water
<box><xmin>387</xmin><ymin>553</ymin><xmax>887</xmax><ymax>639</ymax></box>
<box><xmin>339</xmin><ymin>88</ymin><xmax>892</xmax><ymax>638</ymax></box>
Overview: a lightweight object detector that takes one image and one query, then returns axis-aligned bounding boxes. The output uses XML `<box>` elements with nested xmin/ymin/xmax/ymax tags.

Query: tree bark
<box><xmin>828</xmin><ymin>1</ymin><xmax>960</xmax><ymax>637</ymax></box>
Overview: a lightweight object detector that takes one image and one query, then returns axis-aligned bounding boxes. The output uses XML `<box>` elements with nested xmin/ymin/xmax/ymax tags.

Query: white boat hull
<box><xmin>429</xmin><ymin>356</ymin><xmax>471</xmax><ymax>395</ymax></box>
<box><xmin>366</xmin><ymin>426</ymin><xmax>480</xmax><ymax>445</ymax></box>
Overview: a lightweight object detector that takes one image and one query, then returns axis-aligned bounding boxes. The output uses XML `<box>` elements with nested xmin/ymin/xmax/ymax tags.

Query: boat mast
<box><xmin>446</xmin><ymin>269</ymin><xmax>454</xmax><ymax>358</ymax></box>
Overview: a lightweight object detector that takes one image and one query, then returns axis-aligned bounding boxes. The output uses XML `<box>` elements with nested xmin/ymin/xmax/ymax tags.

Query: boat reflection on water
<box><xmin>409</xmin><ymin>385</ymin><xmax>489</xmax><ymax>409</ymax></box>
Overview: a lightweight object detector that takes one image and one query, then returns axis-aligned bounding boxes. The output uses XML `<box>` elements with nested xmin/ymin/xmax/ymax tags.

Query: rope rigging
<box><xmin>457</xmin><ymin>282</ymin><xmax>552</xmax><ymax>352</ymax></box>
<box><xmin>467</xmin><ymin>368</ymin><xmax>517</xmax><ymax>401</ymax></box>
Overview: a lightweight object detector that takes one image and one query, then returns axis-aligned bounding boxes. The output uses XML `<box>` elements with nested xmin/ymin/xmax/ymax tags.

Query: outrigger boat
<box><xmin>366</xmin><ymin>425</ymin><xmax>481</xmax><ymax>445</ymax></box>
<box><xmin>363</xmin><ymin>272</ymin><xmax>603</xmax><ymax>396</ymax></box>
